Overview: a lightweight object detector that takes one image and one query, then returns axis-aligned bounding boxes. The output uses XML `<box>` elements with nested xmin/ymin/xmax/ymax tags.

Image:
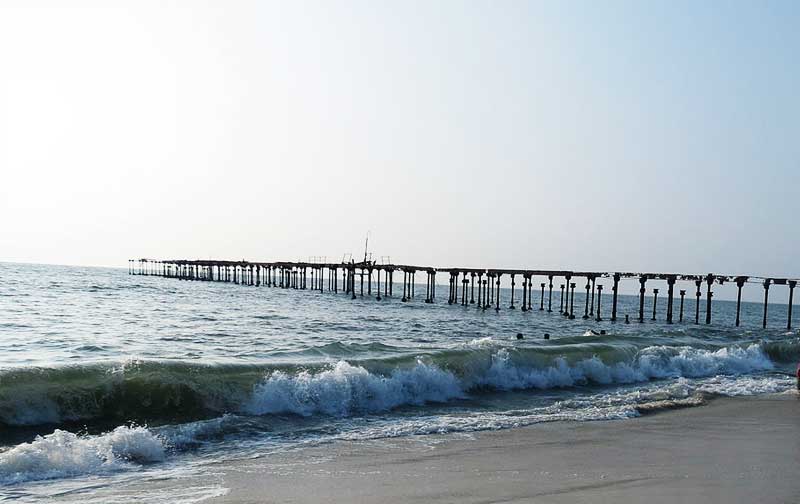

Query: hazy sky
<box><xmin>1</xmin><ymin>1</ymin><xmax>798</xmax><ymax>282</ymax></box>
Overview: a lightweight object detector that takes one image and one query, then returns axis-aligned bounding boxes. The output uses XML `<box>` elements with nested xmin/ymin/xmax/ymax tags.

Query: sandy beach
<box><xmin>211</xmin><ymin>394</ymin><xmax>800</xmax><ymax>504</ymax></box>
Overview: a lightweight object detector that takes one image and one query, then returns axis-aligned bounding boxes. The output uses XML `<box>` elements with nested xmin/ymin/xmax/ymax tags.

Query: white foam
<box><xmin>243</xmin><ymin>344</ymin><xmax>778</xmax><ymax>418</ymax></box>
<box><xmin>0</xmin><ymin>426</ymin><xmax>165</xmax><ymax>485</ymax></box>
<box><xmin>244</xmin><ymin>360</ymin><xmax>463</xmax><ymax>417</ymax></box>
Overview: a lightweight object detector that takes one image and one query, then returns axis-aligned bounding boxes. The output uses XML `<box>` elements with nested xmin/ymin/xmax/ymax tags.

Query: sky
<box><xmin>1</xmin><ymin>0</ymin><xmax>798</xmax><ymax>292</ymax></box>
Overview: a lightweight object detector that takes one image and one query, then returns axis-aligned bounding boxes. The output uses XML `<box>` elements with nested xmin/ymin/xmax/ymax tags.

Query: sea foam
<box><xmin>243</xmin><ymin>344</ymin><xmax>776</xmax><ymax>417</ymax></box>
<box><xmin>0</xmin><ymin>426</ymin><xmax>165</xmax><ymax>485</ymax></box>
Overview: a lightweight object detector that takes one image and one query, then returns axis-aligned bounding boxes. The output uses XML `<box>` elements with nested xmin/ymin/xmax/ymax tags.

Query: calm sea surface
<box><xmin>1</xmin><ymin>262</ymin><xmax>797</xmax><ymax>502</ymax></box>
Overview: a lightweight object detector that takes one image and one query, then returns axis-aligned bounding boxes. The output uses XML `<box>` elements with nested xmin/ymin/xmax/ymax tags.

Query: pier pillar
<box><xmin>368</xmin><ymin>268</ymin><xmax>372</xmax><ymax>296</ymax></box>
<box><xmin>735</xmin><ymin>277</ymin><xmax>746</xmax><ymax>327</ymax></box>
<box><xmin>540</xmin><ymin>282</ymin><xmax>545</xmax><ymax>311</ymax></box>
<box><xmin>462</xmin><ymin>273</ymin><xmax>468</xmax><ymax>306</ymax></box>
<box><xmin>611</xmin><ymin>273</ymin><xmax>620</xmax><ymax>322</ymax></box>
<box><xmin>448</xmin><ymin>273</ymin><xmax>454</xmax><ymax>305</ymax></box>
<box><xmin>527</xmin><ymin>276</ymin><xmax>533</xmax><ymax>311</ymax></box>
<box><xmin>548</xmin><ymin>276</ymin><xmax>554</xmax><ymax>312</ymax></box>
<box><xmin>652</xmin><ymin>288</ymin><xmax>659</xmax><ymax>321</ymax></box>
<box><xmin>376</xmin><ymin>269</ymin><xmax>382</xmax><ymax>300</ymax></box>
<box><xmin>569</xmin><ymin>282</ymin><xmax>576</xmax><ymax>319</ymax></box>
<box><xmin>679</xmin><ymin>290</ymin><xmax>686</xmax><ymax>322</ymax></box>
<box><xmin>762</xmin><ymin>279</ymin><xmax>770</xmax><ymax>329</ymax></box>
<box><xmin>489</xmin><ymin>274</ymin><xmax>495</xmax><ymax>305</ymax></box>
<box><xmin>521</xmin><ymin>276</ymin><xmax>528</xmax><ymax>311</ymax></box>
<box><xmin>495</xmin><ymin>274</ymin><xmax>501</xmax><ymax>312</ymax></box>
<box><xmin>476</xmin><ymin>273</ymin><xmax>483</xmax><ymax>308</ymax></box>
<box><xmin>425</xmin><ymin>271</ymin><xmax>431</xmax><ymax>303</ymax></box>
<box><xmin>582</xmin><ymin>279</ymin><xmax>591</xmax><ymax>319</ymax></box>
<box><xmin>402</xmin><ymin>271</ymin><xmax>408</xmax><ymax>302</ymax></box>
<box><xmin>510</xmin><ymin>274</ymin><xmax>516</xmax><ymax>309</ymax></box>
<box><xmin>351</xmin><ymin>268</ymin><xmax>357</xmax><ymax>300</ymax></box>
<box><xmin>694</xmin><ymin>280</ymin><xmax>701</xmax><ymax>324</ymax></box>
<box><xmin>559</xmin><ymin>284</ymin><xmax>565</xmax><ymax>313</ymax></box>
<box><xmin>666</xmin><ymin>277</ymin><xmax>675</xmax><ymax>323</ymax></box>
<box><xmin>788</xmin><ymin>281</ymin><xmax>796</xmax><ymax>330</ymax></box>
<box><xmin>596</xmin><ymin>285</ymin><xmax>603</xmax><ymax>321</ymax></box>
<box><xmin>590</xmin><ymin>277</ymin><xmax>596</xmax><ymax>317</ymax></box>
<box><xmin>705</xmin><ymin>274</ymin><xmax>714</xmax><ymax>325</ymax></box>
<box><xmin>470</xmin><ymin>273</ymin><xmax>476</xmax><ymax>304</ymax></box>
<box><xmin>638</xmin><ymin>276</ymin><xmax>647</xmax><ymax>323</ymax></box>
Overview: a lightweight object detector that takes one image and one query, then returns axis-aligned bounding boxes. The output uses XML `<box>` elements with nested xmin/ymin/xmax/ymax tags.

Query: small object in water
<box><xmin>600</xmin><ymin>330</ymin><xmax>607</xmax><ymax>335</ymax></box>
<box><xmin>588</xmin><ymin>330</ymin><xmax>600</xmax><ymax>335</ymax></box>
<box><xmin>544</xmin><ymin>333</ymin><xmax>550</xmax><ymax>340</ymax></box>
<box><xmin>625</xmin><ymin>315</ymin><xmax>630</xmax><ymax>324</ymax></box>
<box><xmin>516</xmin><ymin>333</ymin><xmax>523</xmax><ymax>340</ymax></box>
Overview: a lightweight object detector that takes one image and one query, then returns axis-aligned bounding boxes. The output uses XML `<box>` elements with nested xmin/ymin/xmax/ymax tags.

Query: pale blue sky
<box><xmin>1</xmin><ymin>1</ymin><xmax>798</xmax><ymax>288</ymax></box>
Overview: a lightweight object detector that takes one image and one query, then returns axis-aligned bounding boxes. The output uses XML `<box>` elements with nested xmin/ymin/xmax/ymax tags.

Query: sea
<box><xmin>1</xmin><ymin>262</ymin><xmax>798</xmax><ymax>502</ymax></box>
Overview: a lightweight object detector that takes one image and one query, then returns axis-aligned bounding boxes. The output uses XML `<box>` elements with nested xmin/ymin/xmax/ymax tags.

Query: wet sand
<box><xmin>210</xmin><ymin>395</ymin><xmax>800</xmax><ymax>503</ymax></box>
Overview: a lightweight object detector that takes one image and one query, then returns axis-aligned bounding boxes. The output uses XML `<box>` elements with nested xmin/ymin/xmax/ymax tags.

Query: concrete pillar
<box><xmin>651</xmin><ymin>288</ymin><xmax>659</xmax><ymax>321</ymax></box>
<box><xmin>638</xmin><ymin>276</ymin><xmax>647</xmax><ymax>323</ymax></box>
<box><xmin>582</xmin><ymin>279</ymin><xmax>591</xmax><ymax>319</ymax></box>
<box><xmin>569</xmin><ymin>282</ymin><xmax>576</xmax><ymax>319</ymax></box>
<box><xmin>495</xmin><ymin>274</ymin><xmax>501</xmax><ymax>312</ymax></box>
<box><xmin>590</xmin><ymin>277</ymin><xmax>596</xmax><ymax>316</ymax></box>
<box><xmin>735</xmin><ymin>278</ymin><xmax>746</xmax><ymax>327</ymax></box>
<box><xmin>595</xmin><ymin>285</ymin><xmax>603</xmax><ymax>321</ymax></box>
<box><xmin>521</xmin><ymin>275</ymin><xmax>528</xmax><ymax>311</ymax></box>
<box><xmin>611</xmin><ymin>273</ymin><xmax>620</xmax><ymax>322</ymax></box>
<box><xmin>762</xmin><ymin>279</ymin><xmax>770</xmax><ymax>329</ymax></box>
<box><xmin>788</xmin><ymin>281</ymin><xmax>796</xmax><ymax>330</ymax></box>
<box><xmin>547</xmin><ymin>276</ymin><xmax>554</xmax><ymax>312</ymax></box>
<box><xmin>510</xmin><ymin>274</ymin><xmax>516</xmax><ymax>309</ymax></box>
<box><xmin>679</xmin><ymin>290</ymin><xmax>686</xmax><ymax>322</ymax></box>
<box><xmin>559</xmin><ymin>284</ymin><xmax>565</xmax><ymax>313</ymax></box>
<box><xmin>402</xmin><ymin>271</ymin><xmax>408</xmax><ymax>302</ymax></box>
<box><xmin>705</xmin><ymin>274</ymin><xmax>714</xmax><ymax>325</ymax></box>
<box><xmin>666</xmin><ymin>277</ymin><xmax>675</xmax><ymax>323</ymax></box>
<box><xmin>540</xmin><ymin>282</ymin><xmax>545</xmax><ymax>311</ymax></box>
<box><xmin>694</xmin><ymin>280</ymin><xmax>702</xmax><ymax>324</ymax></box>
<box><xmin>470</xmin><ymin>273</ymin><xmax>476</xmax><ymax>304</ymax></box>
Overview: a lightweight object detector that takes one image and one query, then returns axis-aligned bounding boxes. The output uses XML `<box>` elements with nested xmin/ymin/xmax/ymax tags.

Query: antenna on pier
<box><xmin>363</xmin><ymin>231</ymin><xmax>371</xmax><ymax>264</ymax></box>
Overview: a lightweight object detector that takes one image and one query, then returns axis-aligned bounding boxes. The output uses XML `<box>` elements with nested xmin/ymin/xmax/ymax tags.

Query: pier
<box><xmin>129</xmin><ymin>258</ymin><xmax>799</xmax><ymax>330</ymax></box>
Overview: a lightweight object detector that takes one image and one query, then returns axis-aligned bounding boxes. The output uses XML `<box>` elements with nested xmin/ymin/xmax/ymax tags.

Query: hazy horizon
<box><xmin>2</xmin><ymin>1</ymin><xmax>798</xmax><ymax>279</ymax></box>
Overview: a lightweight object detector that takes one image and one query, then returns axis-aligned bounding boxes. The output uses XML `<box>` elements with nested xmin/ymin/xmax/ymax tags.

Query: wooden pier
<box><xmin>129</xmin><ymin>258</ymin><xmax>798</xmax><ymax>330</ymax></box>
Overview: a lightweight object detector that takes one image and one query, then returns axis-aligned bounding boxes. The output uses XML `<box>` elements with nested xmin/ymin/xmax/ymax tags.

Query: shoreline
<box><xmin>210</xmin><ymin>393</ymin><xmax>800</xmax><ymax>503</ymax></box>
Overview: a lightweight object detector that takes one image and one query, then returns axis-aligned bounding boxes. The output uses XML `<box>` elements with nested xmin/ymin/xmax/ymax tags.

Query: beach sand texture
<box><xmin>212</xmin><ymin>395</ymin><xmax>800</xmax><ymax>504</ymax></box>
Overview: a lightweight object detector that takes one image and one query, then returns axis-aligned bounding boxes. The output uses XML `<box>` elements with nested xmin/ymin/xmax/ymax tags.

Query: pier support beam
<box><xmin>582</xmin><ymin>279</ymin><xmax>591</xmax><ymax>319</ymax></box>
<box><xmin>495</xmin><ymin>274</ymin><xmax>501</xmax><ymax>312</ymax></box>
<box><xmin>679</xmin><ymin>290</ymin><xmax>686</xmax><ymax>322</ymax></box>
<box><xmin>705</xmin><ymin>274</ymin><xmax>714</xmax><ymax>325</ymax></box>
<box><xmin>638</xmin><ymin>276</ymin><xmax>647</xmax><ymax>323</ymax></box>
<box><xmin>596</xmin><ymin>285</ymin><xmax>603</xmax><ymax>321</ymax></box>
<box><xmin>611</xmin><ymin>273</ymin><xmax>620</xmax><ymax>322</ymax></box>
<box><xmin>509</xmin><ymin>274</ymin><xmax>516</xmax><ymax>309</ymax></box>
<box><xmin>569</xmin><ymin>282</ymin><xmax>576</xmax><ymax>319</ymax></box>
<box><xmin>788</xmin><ymin>281</ymin><xmax>796</xmax><ymax>330</ymax></box>
<box><xmin>735</xmin><ymin>277</ymin><xmax>746</xmax><ymax>326</ymax></box>
<box><xmin>666</xmin><ymin>276</ymin><xmax>675</xmax><ymax>324</ymax></box>
<box><xmin>651</xmin><ymin>288</ymin><xmax>659</xmax><ymax>321</ymax></box>
<box><xmin>470</xmin><ymin>273</ymin><xmax>475</xmax><ymax>304</ymax></box>
<box><xmin>559</xmin><ymin>284</ymin><xmax>565</xmax><ymax>313</ymax></box>
<box><xmin>547</xmin><ymin>276</ymin><xmax>554</xmax><ymax>312</ymax></box>
<box><xmin>762</xmin><ymin>279</ymin><xmax>770</xmax><ymax>329</ymax></box>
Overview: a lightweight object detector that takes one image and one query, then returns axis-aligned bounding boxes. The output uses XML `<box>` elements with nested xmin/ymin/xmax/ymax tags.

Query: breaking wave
<box><xmin>0</xmin><ymin>426</ymin><xmax>165</xmax><ymax>485</ymax></box>
<box><xmin>0</xmin><ymin>341</ymin><xmax>787</xmax><ymax>427</ymax></box>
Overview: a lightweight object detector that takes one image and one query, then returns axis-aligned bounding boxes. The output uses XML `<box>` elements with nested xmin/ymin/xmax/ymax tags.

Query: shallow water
<box><xmin>1</xmin><ymin>262</ymin><xmax>798</xmax><ymax>501</ymax></box>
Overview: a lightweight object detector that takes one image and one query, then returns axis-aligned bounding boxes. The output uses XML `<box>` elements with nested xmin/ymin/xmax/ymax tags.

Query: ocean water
<box><xmin>1</xmin><ymin>262</ymin><xmax>798</xmax><ymax>502</ymax></box>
